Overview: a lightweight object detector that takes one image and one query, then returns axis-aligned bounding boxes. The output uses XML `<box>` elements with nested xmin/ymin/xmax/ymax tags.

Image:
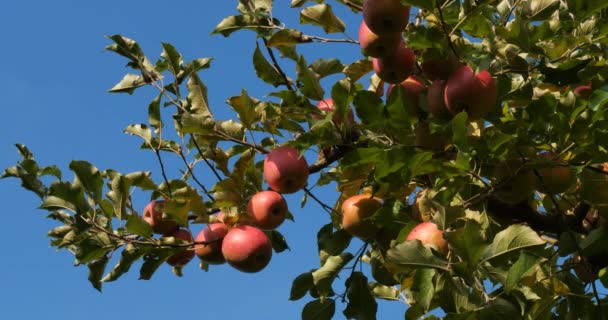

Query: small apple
<box><xmin>222</xmin><ymin>225</ymin><xmax>272</xmax><ymax>273</ymax></box>
<box><xmin>493</xmin><ymin>159</ymin><xmax>536</xmax><ymax>204</ymax></box>
<box><xmin>142</xmin><ymin>200</ymin><xmax>178</xmax><ymax>235</ymax></box>
<box><xmin>535</xmin><ymin>152</ymin><xmax>575</xmax><ymax>194</ymax></box>
<box><xmin>386</xmin><ymin>76</ymin><xmax>425</xmax><ymax>116</ymax></box>
<box><xmin>195</xmin><ymin>223</ymin><xmax>229</xmax><ymax>265</ymax></box>
<box><xmin>363</xmin><ymin>0</ymin><xmax>410</xmax><ymax>35</ymax></box>
<box><xmin>263</xmin><ymin>146</ymin><xmax>309</xmax><ymax>194</ymax></box>
<box><xmin>358</xmin><ymin>20</ymin><xmax>402</xmax><ymax>58</ymax></box>
<box><xmin>341</xmin><ymin>194</ymin><xmax>383</xmax><ymax>239</ymax></box>
<box><xmin>444</xmin><ymin>65</ymin><xmax>497</xmax><ymax>120</ymax></box>
<box><xmin>406</xmin><ymin>222</ymin><xmax>448</xmax><ymax>254</ymax></box>
<box><xmin>313</xmin><ymin>98</ymin><xmax>355</xmax><ymax>124</ymax></box>
<box><xmin>247</xmin><ymin>190</ymin><xmax>288</xmax><ymax>230</ymax></box>
<box><xmin>372</xmin><ymin>41</ymin><xmax>416</xmax><ymax>84</ymax></box>
<box><xmin>166</xmin><ymin>229</ymin><xmax>195</xmax><ymax>267</ymax></box>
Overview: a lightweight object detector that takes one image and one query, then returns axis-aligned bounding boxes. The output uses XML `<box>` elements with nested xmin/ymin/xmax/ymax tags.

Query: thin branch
<box><xmin>153</xmin><ymin>150</ymin><xmax>172</xmax><ymax>196</ymax></box>
<box><xmin>262</xmin><ymin>38</ymin><xmax>295</xmax><ymax>92</ymax></box>
<box><xmin>435</xmin><ymin>2</ymin><xmax>460</xmax><ymax>60</ymax></box>
<box><xmin>178</xmin><ymin>150</ymin><xmax>215</xmax><ymax>202</ymax></box>
<box><xmin>215</xmin><ymin>130</ymin><xmax>269</xmax><ymax>154</ymax></box>
<box><xmin>190</xmin><ymin>134</ymin><xmax>224</xmax><ymax>182</ymax></box>
<box><xmin>304</xmin><ymin>187</ymin><xmax>337</xmax><ymax>215</ymax></box>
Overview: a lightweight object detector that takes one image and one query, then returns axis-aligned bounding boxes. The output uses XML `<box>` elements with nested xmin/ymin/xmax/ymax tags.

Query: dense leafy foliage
<box><xmin>4</xmin><ymin>0</ymin><xmax>608</xmax><ymax>318</ymax></box>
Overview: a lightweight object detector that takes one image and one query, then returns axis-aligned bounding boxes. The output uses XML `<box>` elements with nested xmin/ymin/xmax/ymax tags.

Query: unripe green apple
<box><xmin>195</xmin><ymin>223</ymin><xmax>229</xmax><ymax>265</ymax></box>
<box><xmin>142</xmin><ymin>200</ymin><xmax>178</xmax><ymax>235</ymax></box>
<box><xmin>406</xmin><ymin>222</ymin><xmax>448</xmax><ymax>254</ymax></box>
<box><xmin>166</xmin><ymin>229</ymin><xmax>195</xmax><ymax>267</ymax></box>
<box><xmin>247</xmin><ymin>190</ymin><xmax>288</xmax><ymax>230</ymax></box>
<box><xmin>535</xmin><ymin>152</ymin><xmax>575</xmax><ymax>194</ymax></box>
<box><xmin>222</xmin><ymin>225</ymin><xmax>272</xmax><ymax>273</ymax></box>
<box><xmin>263</xmin><ymin>146</ymin><xmax>309</xmax><ymax>194</ymax></box>
<box><xmin>341</xmin><ymin>194</ymin><xmax>383</xmax><ymax>239</ymax></box>
<box><xmin>363</xmin><ymin>0</ymin><xmax>410</xmax><ymax>36</ymax></box>
<box><xmin>372</xmin><ymin>41</ymin><xmax>416</xmax><ymax>84</ymax></box>
<box><xmin>358</xmin><ymin>20</ymin><xmax>401</xmax><ymax>58</ymax></box>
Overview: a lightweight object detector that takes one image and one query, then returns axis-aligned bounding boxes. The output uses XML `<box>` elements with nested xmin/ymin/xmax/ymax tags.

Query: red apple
<box><xmin>573</xmin><ymin>83</ymin><xmax>593</xmax><ymax>98</ymax></box>
<box><xmin>195</xmin><ymin>223</ymin><xmax>229</xmax><ymax>265</ymax></box>
<box><xmin>222</xmin><ymin>225</ymin><xmax>272</xmax><ymax>273</ymax></box>
<box><xmin>313</xmin><ymin>98</ymin><xmax>355</xmax><ymax>124</ymax></box>
<box><xmin>444</xmin><ymin>65</ymin><xmax>497</xmax><ymax>120</ymax></box>
<box><xmin>247</xmin><ymin>190</ymin><xmax>288</xmax><ymax>230</ymax></box>
<box><xmin>358</xmin><ymin>20</ymin><xmax>402</xmax><ymax>58</ymax></box>
<box><xmin>166</xmin><ymin>229</ymin><xmax>195</xmax><ymax>267</ymax></box>
<box><xmin>341</xmin><ymin>194</ymin><xmax>383</xmax><ymax>239</ymax></box>
<box><xmin>264</xmin><ymin>146</ymin><xmax>309</xmax><ymax>194</ymax></box>
<box><xmin>386</xmin><ymin>76</ymin><xmax>425</xmax><ymax>115</ymax></box>
<box><xmin>363</xmin><ymin>0</ymin><xmax>410</xmax><ymax>35</ymax></box>
<box><xmin>142</xmin><ymin>200</ymin><xmax>178</xmax><ymax>235</ymax></box>
<box><xmin>372</xmin><ymin>41</ymin><xmax>416</xmax><ymax>84</ymax></box>
<box><xmin>406</xmin><ymin>222</ymin><xmax>448</xmax><ymax>254</ymax></box>
<box><xmin>421</xmin><ymin>57</ymin><xmax>459</xmax><ymax>81</ymax></box>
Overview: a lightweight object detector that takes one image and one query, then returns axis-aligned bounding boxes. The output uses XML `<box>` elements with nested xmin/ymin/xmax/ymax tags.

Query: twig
<box><xmin>190</xmin><ymin>134</ymin><xmax>224</xmax><ymax>182</ymax></box>
<box><xmin>435</xmin><ymin>2</ymin><xmax>460</xmax><ymax>60</ymax></box>
<box><xmin>178</xmin><ymin>150</ymin><xmax>215</xmax><ymax>202</ymax></box>
<box><xmin>262</xmin><ymin>38</ymin><xmax>295</xmax><ymax>91</ymax></box>
<box><xmin>153</xmin><ymin>149</ymin><xmax>172</xmax><ymax>196</ymax></box>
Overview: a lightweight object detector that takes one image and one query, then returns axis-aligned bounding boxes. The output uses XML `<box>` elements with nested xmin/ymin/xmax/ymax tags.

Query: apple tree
<box><xmin>4</xmin><ymin>0</ymin><xmax>608</xmax><ymax>318</ymax></box>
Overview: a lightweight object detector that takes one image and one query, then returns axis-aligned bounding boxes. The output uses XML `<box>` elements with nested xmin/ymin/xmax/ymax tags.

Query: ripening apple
<box><xmin>386</xmin><ymin>76</ymin><xmax>425</xmax><ymax>116</ymax></box>
<box><xmin>247</xmin><ymin>190</ymin><xmax>288</xmax><ymax>230</ymax></box>
<box><xmin>142</xmin><ymin>200</ymin><xmax>178</xmax><ymax>235</ymax></box>
<box><xmin>358</xmin><ymin>20</ymin><xmax>402</xmax><ymax>58</ymax></box>
<box><xmin>372</xmin><ymin>41</ymin><xmax>416</xmax><ymax>84</ymax></box>
<box><xmin>444</xmin><ymin>65</ymin><xmax>497</xmax><ymax>120</ymax></box>
<box><xmin>363</xmin><ymin>0</ymin><xmax>410</xmax><ymax>35</ymax></box>
<box><xmin>195</xmin><ymin>223</ymin><xmax>229</xmax><ymax>265</ymax></box>
<box><xmin>166</xmin><ymin>229</ymin><xmax>195</xmax><ymax>267</ymax></box>
<box><xmin>427</xmin><ymin>80</ymin><xmax>451</xmax><ymax>118</ymax></box>
<box><xmin>341</xmin><ymin>194</ymin><xmax>383</xmax><ymax>239</ymax></box>
<box><xmin>493</xmin><ymin>159</ymin><xmax>536</xmax><ymax>203</ymax></box>
<box><xmin>406</xmin><ymin>222</ymin><xmax>448</xmax><ymax>254</ymax></box>
<box><xmin>222</xmin><ymin>225</ymin><xmax>272</xmax><ymax>273</ymax></box>
<box><xmin>313</xmin><ymin>98</ymin><xmax>355</xmax><ymax>124</ymax></box>
<box><xmin>263</xmin><ymin>146</ymin><xmax>309</xmax><ymax>194</ymax></box>
<box><xmin>535</xmin><ymin>152</ymin><xmax>575</xmax><ymax>194</ymax></box>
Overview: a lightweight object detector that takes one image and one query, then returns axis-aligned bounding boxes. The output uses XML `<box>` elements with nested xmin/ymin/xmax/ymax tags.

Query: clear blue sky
<box><xmin>0</xmin><ymin>1</ymin><xmax>407</xmax><ymax>319</ymax></box>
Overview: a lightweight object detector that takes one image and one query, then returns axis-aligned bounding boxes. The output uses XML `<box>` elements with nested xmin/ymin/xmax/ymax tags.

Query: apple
<box><xmin>195</xmin><ymin>223</ymin><xmax>229</xmax><ymax>265</ymax></box>
<box><xmin>358</xmin><ymin>20</ymin><xmax>402</xmax><ymax>58</ymax></box>
<box><xmin>444</xmin><ymin>65</ymin><xmax>497</xmax><ymax>120</ymax></box>
<box><xmin>415</xmin><ymin>121</ymin><xmax>448</xmax><ymax>152</ymax></box>
<box><xmin>573</xmin><ymin>83</ymin><xmax>593</xmax><ymax>98</ymax></box>
<box><xmin>493</xmin><ymin>159</ymin><xmax>536</xmax><ymax>204</ymax></box>
<box><xmin>341</xmin><ymin>194</ymin><xmax>383</xmax><ymax>239</ymax></box>
<box><xmin>372</xmin><ymin>41</ymin><xmax>416</xmax><ymax>84</ymax></box>
<box><xmin>222</xmin><ymin>225</ymin><xmax>272</xmax><ymax>273</ymax></box>
<box><xmin>535</xmin><ymin>152</ymin><xmax>575</xmax><ymax>194</ymax></box>
<box><xmin>363</xmin><ymin>0</ymin><xmax>410</xmax><ymax>35</ymax></box>
<box><xmin>406</xmin><ymin>222</ymin><xmax>448</xmax><ymax>254</ymax></box>
<box><xmin>313</xmin><ymin>98</ymin><xmax>355</xmax><ymax>124</ymax></box>
<box><xmin>263</xmin><ymin>146</ymin><xmax>309</xmax><ymax>194</ymax></box>
<box><xmin>420</xmin><ymin>56</ymin><xmax>459</xmax><ymax>81</ymax></box>
<box><xmin>166</xmin><ymin>229</ymin><xmax>195</xmax><ymax>267</ymax></box>
<box><xmin>386</xmin><ymin>76</ymin><xmax>425</xmax><ymax>116</ymax></box>
<box><xmin>247</xmin><ymin>190</ymin><xmax>288</xmax><ymax>230</ymax></box>
<box><xmin>142</xmin><ymin>200</ymin><xmax>178</xmax><ymax>235</ymax></box>
<box><xmin>427</xmin><ymin>80</ymin><xmax>451</xmax><ymax>118</ymax></box>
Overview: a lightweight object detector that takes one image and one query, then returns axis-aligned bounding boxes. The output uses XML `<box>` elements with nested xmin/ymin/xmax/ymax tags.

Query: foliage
<box><xmin>4</xmin><ymin>0</ymin><xmax>608</xmax><ymax>319</ymax></box>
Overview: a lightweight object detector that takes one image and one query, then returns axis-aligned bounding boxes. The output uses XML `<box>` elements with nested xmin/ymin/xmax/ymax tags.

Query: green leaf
<box><xmin>301</xmin><ymin>299</ymin><xmax>335</xmax><ymax>320</ymax></box>
<box><xmin>589</xmin><ymin>88</ymin><xmax>608</xmax><ymax>112</ymax></box>
<box><xmin>178</xmin><ymin>57</ymin><xmax>213</xmax><ymax>84</ymax></box>
<box><xmin>310</xmin><ymin>58</ymin><xmax>343</xmax><ymax>79</ymax></box>
<box><xmin>148</xmin><ymin>94</ymin><xmax>162</xmax><ymax>130</ymax></box>
<box><xmin>106</xmin><ymin>174</ymin><xmax>130</xmax><ymax>220</ymax></box>
<box><xmin>290</xmin><ymin>271</ymin><xmax>314</xmax><ymax>301</ymax></box>
<box><xmin>443</xmin><ymin>219</ymin><xmax>487</xmax><ymax>267</ymax></box>
<box><xmin>253</xmin><ymin>43</ymin><xmax>285</xmax><ymax>87</ymax></box>
<box><xmin>312</xmin><ymin>252</ymin><xmax>354</xmax><ymax>297</ymax></box>
<box><xmin>41</xmin><ymin>181</ymin><xmax>90</xmax><ymax>214</ymax></box>
<box><xmin>369</xmin><ymin>282</ymin><xmax>400</xmax><ymax>300</ymax></box>
<box><xmin>108</xmin><ymin>73</ymin><xmax>147</xmax><ymax>94</ymax></box>
<box><xmin>296</xmin><ymin>56</ymin><xmax>324</xmax><ymax>100</ymax></box>
<box><xmin>343</xmin><ymin>272</ymin><xmax>377</xmax><ymax>320</ymax></box>
<box><xmin>410</xmin><ymin>268</ymin><xmax>436</xmax><ymax>312</ymax></box>
<box><xmin>228</xmin><ymin>90</ymin><xmax>259</xmax><ymax>130</ymax></box>
<box><xmin>139</xmin><ymin>252</ymin><xmax>171</xmax><ymax>280</ymax></box>
<box><xmin>268</xmin><ymin>230</ymin><xmax>290</xmax><ymax>253</ymax></box>
<box><xmin>385</xmin><ymin>240</ymin><xmax>450</xmax><ymax>273</ymax></box>
<box><xmin>212</xmin><ymin>15</ymin><xmax>277</xmax><ymax>37</ymax></box>
<box><xmin>124</xmin><ymin>123</ymin><xmax>152</xmax><ymax>144</ymax></box>
<box><xmin>69</xmin><ymin>160</ymin><xmax>103</xmax><ymax>202</ymax></box>
<box><xmin>353</xmin><ymin>90</ymin><xmax>386</xmax><ymax>128</ymax></box>
<box><xmin>126</xmin><ymin>213</ymin><xmax>153</xmax><ymax>237</ymax></box>
<box><xmin>102</xmin><ymin>244</ymin><xmax>145</xmax><ymax>283</ymax></box>
<box><xmin>160</xmin><ymin>42</ymin><xmax>183</xmax><ymax>76</ymax></box>
<box><xmin>87</xmin><ymin>256</ymin><xmax>109</xmax><ymax>292</ymax></box>
<box><xmin>267</xmin><ymin>28</ymin><xmax>306</xmax><ymax>47</ymax></box>
<box><xmin>566</xmin><ymin>0</ymin><xmax>608</xmax><ymax>18</ymax></box>
<box><xmin>186</xmin><ymin>73</ymin><xmax>212</xmax><ymax>117</ymax></box>
<box><xmin>402</xmin><ymin>0</ymin><xmax>435</xmax><ymax>11</ymax></box>
<box><xmin>76</xmin><ymin>233</ymin><xmax>113</xmax><ymax>265</ymax></box>
<box><xmin>343</xmin><ymin>59</ymin><xmax>373</xmax><ymax>82</ymax></box>
<box><xmin>300</xmin><ymin>4</ymin><xmax>345</xmax><ymax>33</ymax></box>
<box><xmin>482</xmin><ymin>224</ymin><xmax>546</xmax><ymax>262</ymax></box>
<box><xmin>521</xmin><ymin>0</ymin><xmax>559</xmax><ymax>20</ymax></box>
<box><xmin>317</xmin><ymin>223</ymin><xmax>352</xmax><ymax>264</ymax></box>
<box><xmin>504</xmin><ymin>251</ymin><xmax>542</xmax><ymax>292</ymax></box>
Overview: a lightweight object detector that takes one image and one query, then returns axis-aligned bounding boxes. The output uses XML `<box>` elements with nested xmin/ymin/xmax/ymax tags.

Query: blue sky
<box><xmin>0</xmin><ymin>1</ymin><xmax>407</xmax><ymax>319</ymax></box>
